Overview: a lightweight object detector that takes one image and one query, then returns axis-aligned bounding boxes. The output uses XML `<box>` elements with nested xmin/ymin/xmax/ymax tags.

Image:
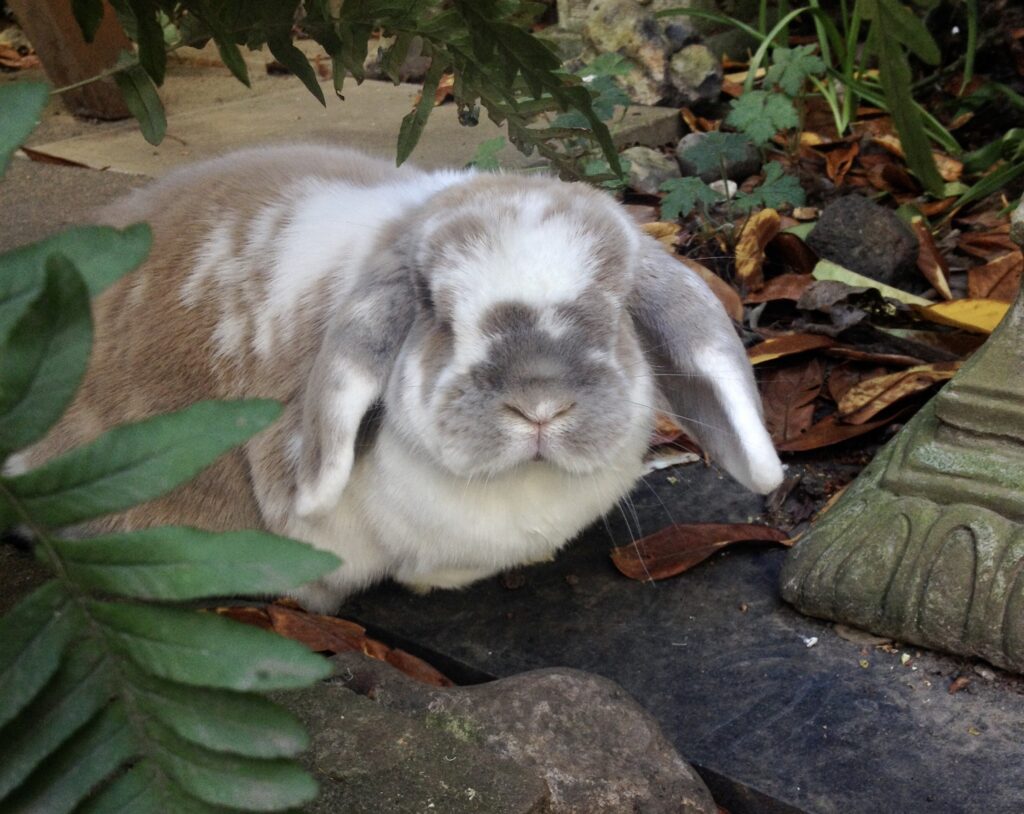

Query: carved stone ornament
<box><xmin>781</xmin><ymin>214</ymin><xmax>1024</xmax><ymax>673</ymax></box>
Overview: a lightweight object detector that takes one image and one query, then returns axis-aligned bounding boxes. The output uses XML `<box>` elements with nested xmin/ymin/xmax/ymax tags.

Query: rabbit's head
<box><xmin>294</xmin><ymin>173</ymin><xmax>783</xmax><ymax>517</ymax></box>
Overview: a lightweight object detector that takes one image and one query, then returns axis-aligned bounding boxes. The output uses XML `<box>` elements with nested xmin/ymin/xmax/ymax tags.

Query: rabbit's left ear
<box><xmin>294</xmin><ymin>244</ymin><xmax>414</xmax><ymax>517</ymax></box>
<box><xmin>629</xmin><ymin>240</ymin><xmax>784</xmax><ymax>494</ymax></box>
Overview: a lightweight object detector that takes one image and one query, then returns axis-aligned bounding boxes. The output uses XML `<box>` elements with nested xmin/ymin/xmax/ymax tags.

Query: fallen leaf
<box><xmin>748</xmin><ymin>333</ymin><xmax>835</xmax><ymax>364</ymax></box>
<box><xmin>434</xmin><ymin>72</ymin><xmax>455</xmax><ymax>105</ymax></box>
<box><xmin>686</xmin><ymin>257</ymin><xmax>745</xmax><ymax>322</ymax></box>
<box><xmin>957</xmin><ymin>229</ymin><xmax>1017</xmax><ymax>260</ymax></box>
<box><xmin>775</xmin><ymin>408</ymin><xmax>910</xmax><ymax>452</ymax></box>
<box><xmin>792</xmin><ymin>207</ymin><xmax>819</xmax><ymax>220</ymax></box>
<box><xmin>760</xmin><ymin>358</ymin><xmax>825</xmax><ymax>444</ymax></box>
<box><xmin>20</xmin><ymin>147</ymin><xmax>92</xmax><ymax>168</ymax></box>
<box><xmin>910</xmin><ymin>217</ymin><xmax>953</xmax><ymax>300</ymax></box>
<box><xmin>934</xmin><ymin>152</ymin><xmax>963</xmax><ymax>183</ymax></box>
<box><xmin>917</xmin><ymin>299</ymin><xmax>1011</xmax><ymax>334</ymax></box>
<box><xmin>735</xmin><ymin>208</ymin><xmax>781</xmax><ymax>290</ymax></box>
<box><xmin>967</xmin><ymin>251</ymin><xmax>1022</xmax><ymax>302</ymax></box>
<box><xmin>642</xmin><ymin>221</ymin><xmax>682</xmax><ymax>250</ymax></box>
<box><xmin>948</xmin><ymin>676</ymin><xmax>971</xmax><ymax>695</ymax></box>
<box><xmin>834</xmin><ymin>624</ymin><xmax>893</xmax><ymax>646</ymax></box>
<box><xmin>822</xmin><ymin>141</ymin><xmax>860</xmax><ymax>186</ymax></box>
<box><xmin>222</xmin><ymin>604</ymin><xmax>453</xmax><ymax>686</ymax></box>
<box><xmin>813</xmin><ymin>260</ymin><xmax>932</xmax><ymax>306</ymax></box>
<box><xmin>826</xmin><ymin>362</ymin><xmax>889</xmax><ymax>404</ymax></box>
<box><xmin>743</xmin><ymin>272</ymin><xmax>815</xmax><ymax>303</ymax></box>
<box><xmin>837</xmin><ymin>362</ymin><xmax>960</xmax><ymax>424</ymax></box>
<box><xmin>825</xmin><ymin>347</ymin><xmax>926</xmax><ymax>366</ymax></box>
<box><xmin>610</xmin><ymin>523</ymin><xmax>790</xmax><ymax>581</ymax></box>
<box><xmin>768</xmin><ymin>232</ymin><xmax>818</xmax><ymax>275</ymax></box>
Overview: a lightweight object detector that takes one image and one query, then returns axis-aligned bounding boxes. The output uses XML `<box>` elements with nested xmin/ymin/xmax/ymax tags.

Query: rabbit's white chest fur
<box><xmin>284</xmin><ymin>419</ymin><xmax>651</xmax><ymax>611</ymax></box>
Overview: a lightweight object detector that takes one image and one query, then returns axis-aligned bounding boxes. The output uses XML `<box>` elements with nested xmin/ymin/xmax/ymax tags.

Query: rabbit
<box><xmin>13</xmin><ymin>143</ymin><xmax>784</xmax><ymax>613</ymax></box>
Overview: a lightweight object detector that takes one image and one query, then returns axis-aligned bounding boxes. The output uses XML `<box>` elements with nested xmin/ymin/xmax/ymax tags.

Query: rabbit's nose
<box><xmin>504</xmin><ymin>399</ymin><xmax>576</xmax><ymax>425</ymax></box>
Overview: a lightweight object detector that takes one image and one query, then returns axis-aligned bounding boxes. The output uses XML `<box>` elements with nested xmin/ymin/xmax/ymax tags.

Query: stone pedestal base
<box><xmin>781</xmin><ymin>284</ymin><xmax>1024</xmax><ymax>673</ymax></box>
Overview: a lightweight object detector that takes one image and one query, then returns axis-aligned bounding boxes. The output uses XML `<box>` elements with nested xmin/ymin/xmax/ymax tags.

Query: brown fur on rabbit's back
<box><xmin>16</xmin><ymin>144</ymin><xmax>421</xmax><ymax>533</ymax></box>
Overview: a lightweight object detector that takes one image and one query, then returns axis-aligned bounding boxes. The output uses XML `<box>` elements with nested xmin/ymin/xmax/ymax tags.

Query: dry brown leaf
<box><xmin>735</xmin><ymin>208</ymin><xmax>781</xmax><ymax>290</ymax></box>
<box><xmin>748</xmin><ymin>333</ymin><xmax>836</xmax><ymax>364</ymax></box>
<box><xmin>774</xmin><ymin>408</ymin><xmax>909</xmax><ymax>452</ymax></box>
<box><xmin>743</xmin><ymin>273</ymin><xmax>815</xmax><ymax>304</ymax></box>
<box><xmin>793</xmin><ymin>207</ymin><xmax>819</xmax><ymax>221</ymax></box>
<box><xmin>910</xmin><ymin>217</ymin><xmax>952</xmax><ymax>300</ymax></box>
<box><xmin>434</xmin><ymin>72</ymin><xmax>456</xmax><ymax>105</ymax></box>
<box><xmin>687</xmin><ymin>258</ymin><xmax>744</xmax><ymax>322</ymax></box>
<box><xmin>768</xmin><ymin>233</ymin><xmax>818</xmax><ymax>276</ymax></box>
<box><xmin>934</xmin><ymin>152</ymin><xmax>963</xmax><ymax>183</ymax></box>
<box><xmin>837</xmin><ymin>362</ymin><xmax>960</xmax><ymax>424</ymax></box>
<box><xmin>610</xmin><ymin>523</ymin><xmax>790</xmax><ymax>581</ymax></box>
<box><xmin>826</xmin><ymin>362</ymin><xmax>889</xmax><ymax>404</ymax></box>
<box><xmin>825</xmin><ymin>347</ymin><xmax>926</xmax><ymax>367</ymax></box>
<box><xmin>967</xmin><ymin>251</ymin><xmax>1023</xmax><ymax>302</ymax></box>
<box><xmin>760</xmin><ymin>358</ymin><xmax>825</xmax><ymax>445</ymax></box>
<box><xmin>957</xmin><ymin>229</ymin><xmax>1016</xmax><ymax>260</ymax></box>
<box><xmin>823</xmin><ymin>142</ymin><xmax>860</xmax><ymax>187</ymax></box>
<box><xmin>222</xmin><ymin>604</ymin><xmax>453</xmax><ymax>686</ymax></box>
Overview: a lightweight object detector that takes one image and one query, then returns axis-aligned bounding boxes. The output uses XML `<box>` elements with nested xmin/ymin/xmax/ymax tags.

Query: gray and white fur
<box><xmin>14</xmin><ymin>144</ymin><xmax>784</xmax><ymax>612</ymax></box>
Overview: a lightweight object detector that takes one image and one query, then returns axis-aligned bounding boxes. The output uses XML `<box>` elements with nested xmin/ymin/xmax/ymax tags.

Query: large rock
<box><xmin>805</xmin><ymin>194</ymin><xmax>919</xmax><ymax>286</ymax></box>
<box><xmin>621</xmin><ymin>145</ymin><xmax>681</xmax><ymax>194</ymax></box>
<box><xmin>281</xmin><ymin>681</ymin><xmax>551</xmax><ymax>813</ymax></box>
<box><xmin>327</xmin><ymin>652</ymin><xmax>717</xmax><ymax>814</ymax></box>
<box><xmin>581</xmin><ymin>0</ymin><xmax>722</xmax><ymax>107</ymax></box>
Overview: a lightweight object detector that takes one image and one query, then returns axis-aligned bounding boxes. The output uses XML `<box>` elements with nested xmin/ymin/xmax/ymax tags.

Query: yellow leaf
<box><xmin>735</xmin><ymin>208</ymin><xmax>780</xmax><ymax>291</ymax></box>
<box><xmin>916</xmin><ymin>299</ymin><xmax>1011</xmax><ymax>334</ymax></box>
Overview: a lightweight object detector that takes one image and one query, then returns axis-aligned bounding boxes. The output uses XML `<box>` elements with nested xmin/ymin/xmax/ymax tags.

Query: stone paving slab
<box><xmin>26</xmin><ymin>77</ymin><xmax>680</xmax><ymax>177</ymax></box>
<box><xmin>339</xmin><ymin>462</ymin><xmax>1024</xmax><ymax>814</ymax></box>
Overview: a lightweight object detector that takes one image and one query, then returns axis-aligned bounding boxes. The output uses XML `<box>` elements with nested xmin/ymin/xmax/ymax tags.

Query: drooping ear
<box><xmin>629</xmin><ymin>239</ymin><xmax>784</xmax><ymax>494</ymax></box>
<box><xmin>293</xmin><ymin>243</ymin><xmax>415</xmax><ymax>517</ymax></box>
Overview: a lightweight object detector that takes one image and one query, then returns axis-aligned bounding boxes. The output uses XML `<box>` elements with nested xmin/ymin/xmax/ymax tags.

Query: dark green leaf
<box><xmin>0</xmin><ymin>255</ymin><xmax>92</xmax><ymax>456</ymax></box>
<box><xmin>145</xmin><ymin>720</ymin><xmax>318</xmax><ymax>809</ymax></box>
<box><xmin>129</xmin><ymin>0</ymin><xmax>167</xmax><ymax>84</ymax></box>
<box><xmin>267</xmin><ymin>35</ymin><xmax>326</xmax><ymax>105</ymax></box>
<box><xmin>89</xmin><ymin>602</ymin><xmax>332</xmax><ymax>690</ymax></box>
<box><xmin>765</xmin><ymin>45</ymin><xmax>826</xmax><ymax>96</ymax></box>
<box><xmin>0</xmin><ymin>82</ymin><xmax>49</xmax><ymax>176</ymax></box>
<box><xmin>2</xmin><ymin>702</ymin><xmax>134</xmax><ymax>814</ymax></box>
<box><xmin>131</xmin><ymin>672</ymin><xmax>309</xmax><ymax>757</ymax></box>
<box><xmin>77</xmin><ymin>760</ymin><xmax>241</xmax><ymax>813</ymax></box>
<box><xmin>72</xmin><ymin>0</ymin><xmax>106</xmax><ymax>42</ymax></box>
<box><xmin>0</xmin><ymin>582</ymin><xmax>76</xmax><ymax>730</ymax></box>
<box><xmin>209</xmin><ymin>35</ymin><xmax>250</xmax><ymax>87</ymax></box>
<box><xmin>732</xmin><ymin>161</ymin><xmax>806</xmax><ymax>212</ymax></box>
<box><xmin>51</xmin><ymin>526</ymin><xmax>339</xmax><ymax>600</ymax></box>
<box><xmin>868</xmin><ymin>20</ymin><xmax>944</xmax><ymax>195</ymax></box>
<box><xmin>1</xmin><ymin>400</ymin><xmax>282</xmax><ymax>529</ymax></box>
<box><xmin>660</xmin><ymin>177</ymin><xmax>725</xmax><ymax>220</ymax></box>
<box><xmin>397</xmin><ymin>57</ymin><xmax>448</xmax><ymax>166</ymax></box>
<box><xmin>877</xmin><ymin>0</ymin><xmax>940</xmax><ymax>64</ymax></box>
<box><xmin>678</xmin><ymin>131</ymin><xmax>757</xmax><ymax>177</ymax></box>
<box><xmin>114</xmin><ymin>65</ymin><xmax>167</xmax><ymax>145</ymax></box>
<box><xmin>726</xmin><ymin>91</ymin><xmax>799</xmax><ymax>145</ymax></box>
<box><xmin>0</xmin><ymin>225</ymin><xmax>150</xmax><ymax>341</ymax></box>
<box><xmin>381</xmin><ymin>31</ymin><xmax>414</xmax><ymax>84</ymax></box>
<box><xmin>0</xmin><ymin>644</ymin><xmax>111</xmax><ymax>799</ymax></box>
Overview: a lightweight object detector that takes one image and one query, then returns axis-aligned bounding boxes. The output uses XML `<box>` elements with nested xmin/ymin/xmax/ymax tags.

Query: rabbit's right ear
<box><xmin>294</xmin><ymin>243</ymin><xmax>414</xmax><ymax>517</ymax></box>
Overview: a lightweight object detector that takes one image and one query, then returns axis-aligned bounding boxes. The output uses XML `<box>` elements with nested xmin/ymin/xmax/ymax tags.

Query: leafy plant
<box><xmin>660</xmin><ymin>176</ymin><xmax>725</xmax><ymax>220</ymax></box>
<box><xmin>726</xmin><ymin>90</ymin><xmax>800</xmax><ymax>146</ymax></box>
<box><xmin>0</xmin><ymin>82</ymin><xmax>340</xmax><ymax>812</ymax></box>
<box><xmin>659</xmin><ymin>1</ymin><xmax>958</xmax><ymax>195</ymax></box>
<box><xmin>63</xmin><ymin>0</ymin><xmax>621</xmax><ymax>180</ymax></box>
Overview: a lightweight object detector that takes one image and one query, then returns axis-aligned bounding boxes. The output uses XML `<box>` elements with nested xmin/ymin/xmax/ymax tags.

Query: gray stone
<box><xmin>621</xmin><ymin>145</ymin><xmax>681</xmax><ymax>195</ymax></box>
<box><xmin>279</xmin><ymin>682</ymin><xmax>551</xmax><ymax>813</ymax></box>
<box><xmin>805</xmin><ymin>193</ymin><xmax>919</xmax><ymax>286</ymax></box>
<box><xmin>676</xmin><ymin>131</ymin><xmax>761</xmax><ymax>182</ymax></box>
<box><xmin>1011</xmin><ymin>197</ymin><xmax>1024</xmax><ymax>246</ymax></box>
<box><xmin>582</xmin><ymin>0</ymin><xmax>670</xmax><ymax>106</ymax></box>
<box><xmin>332</xmin><ymin>652</ymin><xmax>717</xmax><ymax>814</ymax></box>
<box><xmin>781</xmin><ymin>281</ymin><xmax>1024</xmax><ymax>674</ymax></box>
<box><xmin>665</xmin><ymin>44</ymin><xmax>723</xmax><ymax>106</ymax></box>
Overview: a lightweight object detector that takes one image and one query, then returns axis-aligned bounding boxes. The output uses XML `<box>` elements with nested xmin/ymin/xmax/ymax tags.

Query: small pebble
<box><xmin>973</xmin><ymin>664</ymin><xmax>996</xmax><ymax>681</ymax></box>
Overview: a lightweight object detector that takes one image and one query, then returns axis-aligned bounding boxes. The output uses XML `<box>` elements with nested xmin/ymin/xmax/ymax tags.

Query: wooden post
<box><xmin>8</xmin><ymin>0</ymin><xmax>131</xmax><ymax>120</ymax></box>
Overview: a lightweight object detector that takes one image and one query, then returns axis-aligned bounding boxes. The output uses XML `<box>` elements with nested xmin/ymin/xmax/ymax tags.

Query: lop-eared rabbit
<box><xmin>15</xmin><ymin>144</ymin><xmax>783</xmax><ymax>612</ymax></box>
